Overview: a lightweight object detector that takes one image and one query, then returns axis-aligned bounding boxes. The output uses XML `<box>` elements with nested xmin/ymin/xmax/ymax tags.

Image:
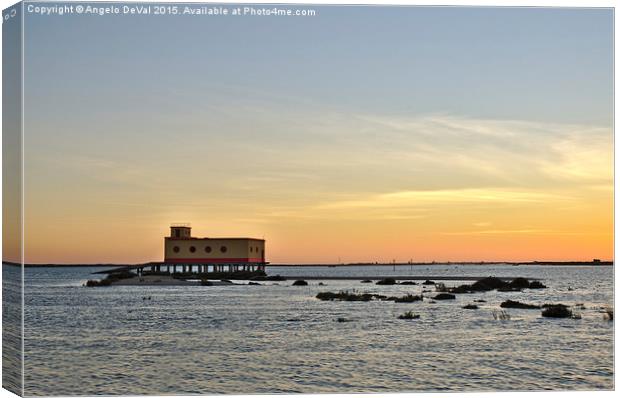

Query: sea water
<box><xmin>12</xmin><ymin>264</ymin><xmax>614</xmax><ymax>395</ymax></box>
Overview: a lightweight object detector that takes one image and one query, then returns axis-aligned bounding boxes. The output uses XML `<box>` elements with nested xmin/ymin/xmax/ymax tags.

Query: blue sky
<box><xmin>25</xmin><ymin>6</ymin><xmax>612</xmax><ymax>125</ymax></box>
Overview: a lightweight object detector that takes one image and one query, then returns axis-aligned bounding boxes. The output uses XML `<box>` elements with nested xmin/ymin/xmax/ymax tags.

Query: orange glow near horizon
<box><xmin>20</xmin><ymin>115</ymin><xmax>613</xmax><ymax>265</ymax></box>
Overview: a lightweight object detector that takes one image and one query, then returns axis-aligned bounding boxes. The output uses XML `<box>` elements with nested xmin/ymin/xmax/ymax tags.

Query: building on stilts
<box><xmin>144</xmin><ymin>224</ymin><xmax>267</xmax><ymax>275</ymax></box>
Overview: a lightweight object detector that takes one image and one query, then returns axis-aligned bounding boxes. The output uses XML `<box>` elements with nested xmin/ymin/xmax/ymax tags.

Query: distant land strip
<box><xmin>4</xmin><ymin>260</ymin><xmax>613</xmax><ymax>267</ymax></box>
<box><xmin>276</xmin><ymin>276</ymin><xmax>541</xmax><ymax>281</ymax></box>
<box><xmin>270</xmin><ymin>261</ymin><xmax>614</xmax><ymax>267</ymax></box>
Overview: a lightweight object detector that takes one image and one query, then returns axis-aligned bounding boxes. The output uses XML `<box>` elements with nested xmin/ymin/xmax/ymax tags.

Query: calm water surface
<box><xmin>22</xmin><ymin>264</ymin><xmax>613</xmax><ymax>395</ymax></box>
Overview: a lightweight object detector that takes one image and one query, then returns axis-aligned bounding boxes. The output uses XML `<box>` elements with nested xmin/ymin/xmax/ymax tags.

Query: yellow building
<box><xmin>164</xmin><ymin>224</ymin><xmax>265</xmax><ymax>266</ymax></box>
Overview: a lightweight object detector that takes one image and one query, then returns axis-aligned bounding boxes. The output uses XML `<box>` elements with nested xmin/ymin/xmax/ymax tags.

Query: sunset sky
<box><xmin>20</xmin><ymin>5</ymin><xmax>612</xmax><ymax>264</ymax></box>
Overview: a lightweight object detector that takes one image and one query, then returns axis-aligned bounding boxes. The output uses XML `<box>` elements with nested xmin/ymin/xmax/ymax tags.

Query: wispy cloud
<box><xmin>317</xmin><ymin>188</ymin><xmax>573</xmax><ymax>210</ymax></box>
<box><xmin>441</xmin><ymin>229</ymin><xmax>585</xmax><ymax>236</ymax></box>
<box><xmin>195</xmin><ymin>108</ymin><xmax>613</xmax><ymax>196</ymax></box>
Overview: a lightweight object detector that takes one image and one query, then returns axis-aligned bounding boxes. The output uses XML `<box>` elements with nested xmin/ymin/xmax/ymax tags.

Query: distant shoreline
<box><xmin>4</xmin><ymin>260</ymin><xmax>613</xmax><ymax>268</ymax></box>
<box><xmin>270</xmin><ymin>261</ymin><xmax>614</xmax><ymax>267</ymax></box>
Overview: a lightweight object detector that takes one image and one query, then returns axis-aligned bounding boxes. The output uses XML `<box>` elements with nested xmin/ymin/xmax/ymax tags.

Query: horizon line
<box><xmin>4</xmin><ymin>259</ymin><xmax>614</xmax><ymax>267</ymax></box>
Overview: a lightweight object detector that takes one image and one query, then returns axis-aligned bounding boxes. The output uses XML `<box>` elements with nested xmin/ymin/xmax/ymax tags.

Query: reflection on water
<box><xmin>23</xmin><ymin>264</ymin><xmax>613</xmax><ymax>395</ymax></box>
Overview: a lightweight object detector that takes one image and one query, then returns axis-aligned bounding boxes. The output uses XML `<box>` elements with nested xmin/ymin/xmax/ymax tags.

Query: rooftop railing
<box><xmin>170</xmin><ymin>223</ymin><xmax>191</xmax><ymax>228</ymax></box>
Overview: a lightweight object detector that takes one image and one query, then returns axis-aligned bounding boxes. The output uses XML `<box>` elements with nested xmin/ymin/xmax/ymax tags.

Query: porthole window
<box><xmin>205</xmin><ymin>246</ymin><xmax>212</xmax><ymax>253</ymax></box>
<box><xmin>189</xmin><ymin>246</ymin><xmax>196</xmax><ymax>253</ymax></box>
<box><xmin>220</xmin><ymin>246</ymin><xmax>227</xmax><ymax>253</ymax></box>
<box><xmin>250</xmin><ymin>247</ymin><xmax>253</xmax><ymax>253</ymax></box>
<box><xmin>173</xmin><ymin>246</ymin><xmax>180</xmax><ymax>253</ymax></box>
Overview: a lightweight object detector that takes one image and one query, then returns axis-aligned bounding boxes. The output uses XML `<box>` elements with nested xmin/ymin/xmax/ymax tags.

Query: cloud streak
<box><xmin>315</xmin><ymin>188</ymin><xmax>574</xmax><ymax>213</ymax></box>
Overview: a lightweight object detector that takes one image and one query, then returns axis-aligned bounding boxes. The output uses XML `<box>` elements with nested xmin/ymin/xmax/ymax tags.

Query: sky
<box><xmin>19</xmin><ymin>4</ymin><xmax>613</xmax><ymax>264</ymax></box>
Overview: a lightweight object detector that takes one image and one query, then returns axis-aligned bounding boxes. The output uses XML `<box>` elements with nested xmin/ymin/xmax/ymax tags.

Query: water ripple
<box><xmin>18</xmin><ymin>264</ymin><xmax>614</xmax><ymax>395</ymax></box>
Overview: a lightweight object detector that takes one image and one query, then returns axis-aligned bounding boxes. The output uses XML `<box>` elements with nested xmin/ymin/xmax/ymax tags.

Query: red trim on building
<box><xmin>165</xmin><ymin>237</ymin><xmax>265</xmax><ymax>241</ymax></box>
<box><xmin>164</xmin><ymin>257</ymin><xmax>264</xmax><ymax>264</ymax></box>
